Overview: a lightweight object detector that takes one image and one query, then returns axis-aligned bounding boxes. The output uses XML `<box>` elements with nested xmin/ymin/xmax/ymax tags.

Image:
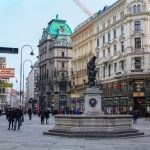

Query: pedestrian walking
<box><xmin>28</xmin><ymin>108</ymin><xmax>32</xmax><ymax>120</ymax></box>
<box><xmin>132</xmin><ymin>111</ymin><xmax>138</xmax><ymax>124</ymax></box>
<box><xmin>44</xmin><ymin>108</ymin><xmax>50</xmax><ymax>124</ymax></box>
<box><xmin>40</xmin><ymin>110</ymin><xmax>45</xmax><ymax>124</ymax></box>
<box><xmin>8</xmin><ymin>108</ymin><xmax>14</xmax><ymax>130</ymax></box>
<box><xmin>13</xmin><ymin>107</ymin><xmax>23</xmax><ymax>130</ymax></box>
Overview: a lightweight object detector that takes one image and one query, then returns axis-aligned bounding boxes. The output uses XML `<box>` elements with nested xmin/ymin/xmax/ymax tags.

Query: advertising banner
<box><xmin>0</xmin><ymin>68</ymin><xmax>14</xmax><ymax>78</ymax></box>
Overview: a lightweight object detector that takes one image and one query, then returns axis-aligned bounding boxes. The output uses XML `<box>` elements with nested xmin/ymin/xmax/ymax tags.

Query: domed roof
<box><xmin>46</xmin><ymin>15</ymin><xmax>72</xmax><ymax>36</ymax></box>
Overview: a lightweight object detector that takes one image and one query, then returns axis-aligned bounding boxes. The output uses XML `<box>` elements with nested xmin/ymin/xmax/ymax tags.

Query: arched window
<box><xmin>133</xmin><ymin>5</ymin><xmax>137</xmax><ymax>13</ymax></box>
<box><xmin>137</xmin><ymin>5</ymin><xmax>141</xmax><ymax>12</ymax></box>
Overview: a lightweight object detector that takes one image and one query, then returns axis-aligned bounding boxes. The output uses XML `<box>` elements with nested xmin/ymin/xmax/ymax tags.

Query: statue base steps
<box><xmin>43</xmin><ymin>114</ymin><xmax>144</xmax><ymax>138</ymax></box>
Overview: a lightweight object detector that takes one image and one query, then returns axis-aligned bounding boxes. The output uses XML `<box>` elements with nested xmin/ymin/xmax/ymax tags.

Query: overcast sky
<box><xmin>0</xmin><ymin>0</ymin><xmax>115</xmax><ymax>90</ymax></box>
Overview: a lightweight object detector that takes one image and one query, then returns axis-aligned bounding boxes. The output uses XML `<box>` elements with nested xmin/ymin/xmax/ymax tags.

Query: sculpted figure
<box><xmin>87</xmin><ymin>56</ymin><xmax>97</xmax><ymax>86</ymax></box>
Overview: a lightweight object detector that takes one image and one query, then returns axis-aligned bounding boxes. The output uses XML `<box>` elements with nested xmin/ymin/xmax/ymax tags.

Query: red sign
<box><xmin>0</xmin><ymin>68</ymin><xmax>14</xmax><ymax>78</ymax></box>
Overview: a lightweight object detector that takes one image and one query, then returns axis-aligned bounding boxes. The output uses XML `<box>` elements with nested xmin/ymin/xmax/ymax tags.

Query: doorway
<box><xmin>134</xmin><ymin>97</ymin><xmax>145</xmax><ymax>116</ymax></box>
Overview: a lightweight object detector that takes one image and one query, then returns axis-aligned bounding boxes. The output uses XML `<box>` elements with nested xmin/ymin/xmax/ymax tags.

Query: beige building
<box><xmin>70</xmin><ymin>14</ymin><xmax>96</xmax><ymax>110</ymax></box>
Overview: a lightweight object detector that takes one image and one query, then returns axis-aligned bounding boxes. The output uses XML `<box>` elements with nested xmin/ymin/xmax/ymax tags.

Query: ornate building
<box><xmin>37</xmin><ymin>15</ymin><xmax>72</xmax><ymax>111</ymax></box>
<box><xmin>95</xmin><ymin>0</ymin><xmax>150</xmax><ymax>115</ymax></box>
<box><xmin>71</xmin><ymin>0</ymin><xmax>150</xmax><ymax>115</ymax></box>
<box><xmin>70</xmin><ymin>14</ymin><xmax>96</xmax><ymax>111</ymax></box>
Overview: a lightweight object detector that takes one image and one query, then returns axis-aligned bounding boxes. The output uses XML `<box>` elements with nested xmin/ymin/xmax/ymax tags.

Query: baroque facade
<box><xmin>71</xmin><ymin>0</ymin><xmax>150</xmax><ymax>115</ymax></box>
<box><xmin>95</xmin><ymin>0</ymin><xmax>150</xmax><ymax>115</ymax></box>
<box><xmin>70</xmin><ymin>15</ymin><xmax>95</xmax><ymax>111</ymax></box>
<box><xmin>37</xmin><ymin>15</ymin><xmax>72</xmax><ymax>111</ymax></box>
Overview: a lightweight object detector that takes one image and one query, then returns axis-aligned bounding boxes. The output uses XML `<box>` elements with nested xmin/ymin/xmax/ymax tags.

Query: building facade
<box><xmin>26</xmin><ymin>61</ymin><xmax>38</xmax><ymax>112</ymax></box>
<box><xmin>95</xmin><ymin>0</ymin><xmax>150</xmax><ymax>115</ymax></box>
<box><xmin>70</xmin><ymin>0</ymin><xmax>150</xmax><ymax>115</ymax></box>
<box><xmin>70</xmin><ymin>15</ymin><xmax>96</xmax><ymax>111</ymax></box>
<box><xmin>37</xmin><ymin>15</ymin><xmax>72</xmax><ymax>111</ymax></box>
<box><xmin>0</xmin><ymin>57</ymin><xmax>7</xmax><ymax>113</ymax></box>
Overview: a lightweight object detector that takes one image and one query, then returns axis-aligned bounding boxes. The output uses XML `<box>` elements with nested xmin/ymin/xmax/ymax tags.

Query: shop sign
<box><xmin>133</xmin><ymin>92</ymin><xmax>145</xmax><ymax>97</ymax></box>
<box><xmin>71</xmin><ymin>94</ymin><xmax>80</xmax><ymax>98</ymax></box>
<box><xmin>0</xmin><ymin>83</ymin><xmax>13</xmax><ymax>88</ymax></box>
<box><xmin>0</xmin><ymin>68</ymin><xmax>14</xmax><ymax>78</ymax></box>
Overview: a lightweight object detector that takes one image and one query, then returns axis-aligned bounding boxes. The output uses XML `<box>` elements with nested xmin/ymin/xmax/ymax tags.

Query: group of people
<box><xmin>6</xmin><ymin>107</ymin><xmax>23</xmax><ymax>130</ymax></box>
<box><xmin>38</xmin><ymin>108</ymin><xmax>50</xmax><ymax>124</ymax></box>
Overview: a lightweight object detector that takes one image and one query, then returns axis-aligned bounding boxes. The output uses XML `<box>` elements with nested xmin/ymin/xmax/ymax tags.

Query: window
<box><xmin>108</xmin><ymin>65</ymin><xmax>111</xmax><ymax>77</ymax></box>
<box><xmin>102</xmin><ymin>22</ymin><xmax>105</xmax><ymax>29</ymax></box>
<box><xmin>62</xmin><ymin>52</ymin><xmax>64</xmax><ymax>57</ymax></box>
<box><xmin>114</xmin><ymin>45</ymin><xmax>117</xmax><ymax>55</ymax></box>
<box><xmin>96</xmin><ymin>26</ymin><xmax>99</xmax><ymax>33</ymax></box>
<box><xmin>108</xmin><ymin>32</ymin><xmax>111</xmax><ymax>41</ymax></box>
<box><xmin>97</xmin><ymin>38</ymin><xmax>99</xmax><ymax>47</ymax></box>
<box><xmin>113</xmin><ymin>15</ymin><xmax>116</xmax><ymax>22</ymax></box>
<box><xmin>103</xmin><ymin>35</ymin><xmax>105</xmax><ymax>44</ymax></box>
<box><xmin>62</xmin><ymin>62</ymin><xmax>65</xmax><ymax>68</ymax></box>
<box><xmin>121</xmin><ymin>26</ymin><xmax>124</xmax><ymax>35</ymax></box>
<box><xmin>137</xmin><ymin>5</ymin><xmax>141</xmax><ymax>13</ymax></box>
<box><xmin>108</xmin><ymin>47</ymin><xmax>110</xmax><ymax>56</ymax></box>
<box><xmin>133</xmin><ymin>5</ymin><xmax>137</xmax><ymax>13</ymax></box>
<box><xmin>108</xmin><ymin>19</ymin><xmax>111</xmax><ymax>26</ymax></box>
<box><xmin>114</xmin><ymin>63</ymin><xmax>117</xmax><ymax>73</ymax></box>
<box><xmin>121</xmin><ymin>42</ymin><xmax>124</xmax><ymax>52</ymax></box>
<box><xmin>135</xmin><ymin>38</ymin><xmax>141</xmax><ymax>49</ymax></box>
<box><xmin>113</xmin><ymin>29</ymin><xmax>117</xmax><ymax>39</ymax></box>
<box><xmin>120</xmin><ymin>60</ymin><xmax>125</xmax><ymax>71</ymax></box>
<box><xmin>134</xmin><ymin>57</ymin><xmax>141</xmax><ymax>69</ymax></box>
<box><xmin>135</xmin><ymin>21</ymin><xmax>141</xmax><ymax>31</ymax></box>
<box><xmin>103</xmin><ymin>66</ymin><xmax>105</xmax><ymax>78</ymax></box>
<box><xmin>120</xmin><ymin>11</ymin><xmax>124</xmax><ymax>18</ymax></box>
<box><xmin>103</xmin><ymin>49</ymin><xmax>105</xmax><ymax>57</ymax></box>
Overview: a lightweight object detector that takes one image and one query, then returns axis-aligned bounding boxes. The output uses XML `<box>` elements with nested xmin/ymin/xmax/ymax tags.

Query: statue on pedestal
<box><xmin>87</xmin><ymin>56</ymin><xmax>97</xmax><ymax>87</ymax></box>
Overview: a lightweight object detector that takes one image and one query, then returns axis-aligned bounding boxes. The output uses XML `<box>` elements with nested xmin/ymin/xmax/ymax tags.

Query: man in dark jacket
<box><xmin>13</xmin><ymin>107</ymin><xmax>23</xmax><ymax>130</ymax></box>
<box><xmin>28</xmin><ymin>108</ymin><xmax>32</xmax><ymax>120</ymax></box>
<box><xmin>44</xmin><ymin>108</ymin><xmax>50</xmax><ymax>124</ymax></box>
<box><xmin>8</xmin><ymin>108</ymin><xmax>14</xmax><ymax>130</ymax></box>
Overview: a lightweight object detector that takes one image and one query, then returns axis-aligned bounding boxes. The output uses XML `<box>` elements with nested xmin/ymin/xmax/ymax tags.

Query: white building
<box><xmin>6</xmin><ymin>88</ymin><xmax>20</xmax><ymax>107</ymax></box>
<box><xmin>26</xmin><ymin>62</ymin><xmax>38</xmax><ymax>112</ymax></box>
<box><xmin>94</xmin><ymin>0</ymin><xmax>150</xmax><ymax>115</ymax></box>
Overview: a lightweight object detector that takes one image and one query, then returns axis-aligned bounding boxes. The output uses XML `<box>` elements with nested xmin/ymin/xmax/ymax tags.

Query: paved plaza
<box><xmin>0</xmin><ymin>115</ymin><xmax>150</xmax><ymax>150</ymax></box>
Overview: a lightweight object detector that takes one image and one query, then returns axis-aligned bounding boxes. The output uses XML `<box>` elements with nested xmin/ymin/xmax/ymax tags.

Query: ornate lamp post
<box><xmin>20</xmin><ymin>45</ymin><xmax>34</xmax><ymax>108</ymax></box>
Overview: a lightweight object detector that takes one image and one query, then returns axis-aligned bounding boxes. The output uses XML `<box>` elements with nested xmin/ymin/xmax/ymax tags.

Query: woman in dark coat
<box><xmin>8</xmin><ymin>108</ymin><xmax>14</xmax><ymax>130</ymax></box>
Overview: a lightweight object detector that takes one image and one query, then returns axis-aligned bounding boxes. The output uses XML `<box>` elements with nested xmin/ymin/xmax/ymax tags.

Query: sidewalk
<box><xmin>0</xmin><ymin>115</ymin><xmax>150</xmax><ymax>150</ymax></box>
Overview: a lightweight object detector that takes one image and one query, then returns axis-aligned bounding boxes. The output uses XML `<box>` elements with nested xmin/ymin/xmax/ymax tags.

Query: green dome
<box><xmin>46</xmin><ymin>16</ymin><xmax>72</xmax><ymax>36</ymax></box>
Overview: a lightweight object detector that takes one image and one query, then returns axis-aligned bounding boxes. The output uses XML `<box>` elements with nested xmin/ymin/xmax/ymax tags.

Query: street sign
<box><xmin>0</xmin><ymin>47</ymin><xmax>18</xmax><ymax>54</ymax></box>
<box><xmin>0</xmin><ymin>68</ymin><xmax>14</xmax><ymax>78</ymax></box>
<box><xmin>0</xmin><ymin>83</ymin><xmax>13</xmax><ymax>88</ymax></box>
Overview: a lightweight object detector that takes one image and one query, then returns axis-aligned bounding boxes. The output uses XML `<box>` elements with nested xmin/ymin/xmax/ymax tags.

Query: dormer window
<box><xmin>133</xmin><ymin>5</ymin><xmax>137</xmax><ymax>13</ymax></box>
<box><xmin>137</xmin><ymin>5</ymin><xmax>141</xmax><ymax>13</ymax></box>
<box><xmin>133</xmin><ymin>5</ymin><xmax>141</xmax><ymax>13</ymax></box>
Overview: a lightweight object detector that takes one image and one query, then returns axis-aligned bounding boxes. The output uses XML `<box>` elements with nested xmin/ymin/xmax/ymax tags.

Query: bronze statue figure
<box><xmin>87</xmin><ymin>56</ymin><xmax>97</xmax><ymax>87</ymax></box>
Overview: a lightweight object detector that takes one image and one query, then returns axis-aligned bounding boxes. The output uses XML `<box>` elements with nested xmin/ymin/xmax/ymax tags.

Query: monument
<box><xmin>44</xmin><ymin>56</ymin><xmax>144</xmax><ymax>137</ymax></box>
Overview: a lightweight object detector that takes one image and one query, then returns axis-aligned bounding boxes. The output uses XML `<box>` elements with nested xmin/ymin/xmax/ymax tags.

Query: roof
<box><xmin>43</xmin><ymin>15</ymin><xmax>72</xmax><ymax>37</ymax></box>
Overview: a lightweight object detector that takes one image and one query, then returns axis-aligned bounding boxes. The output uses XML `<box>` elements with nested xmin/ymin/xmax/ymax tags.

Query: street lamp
<box><xmin>20</xmin><ymin>45</ymin><xmax>34</xmax><ymax>108</ymax></box>
<box><xmin>22</xmin><ymin>59</ymin><xmax>33</xmax><ymax>106</ymax></box>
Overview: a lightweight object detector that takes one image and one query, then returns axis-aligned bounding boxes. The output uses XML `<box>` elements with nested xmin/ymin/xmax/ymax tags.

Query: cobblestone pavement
<box><xmin>0</xmin><ymin>115</ymin><xmax>150</xmax><ymax>150</ymax></box>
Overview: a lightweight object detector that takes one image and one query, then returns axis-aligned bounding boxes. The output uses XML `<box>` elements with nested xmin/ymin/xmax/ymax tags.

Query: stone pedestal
<box><xmin>84</xmin><ymin>87</ymin><xmax>103</xmax><ymax>115</ymax></box>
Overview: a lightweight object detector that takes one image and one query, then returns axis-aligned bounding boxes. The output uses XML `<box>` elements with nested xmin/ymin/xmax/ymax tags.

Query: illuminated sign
<box><xmin>71</xmin><ymin>94</ymin><xmax>80</xmax><ymax>98</ymax></box>
<box><xmin>133</xmin><ymin>92</ymin><xmax>145</xmax><ymax>97</ymax></box>
<box><xmin>0</xmin><ymin>68</ymin><xmax>14</xmax><ymax>78</ymax></box>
